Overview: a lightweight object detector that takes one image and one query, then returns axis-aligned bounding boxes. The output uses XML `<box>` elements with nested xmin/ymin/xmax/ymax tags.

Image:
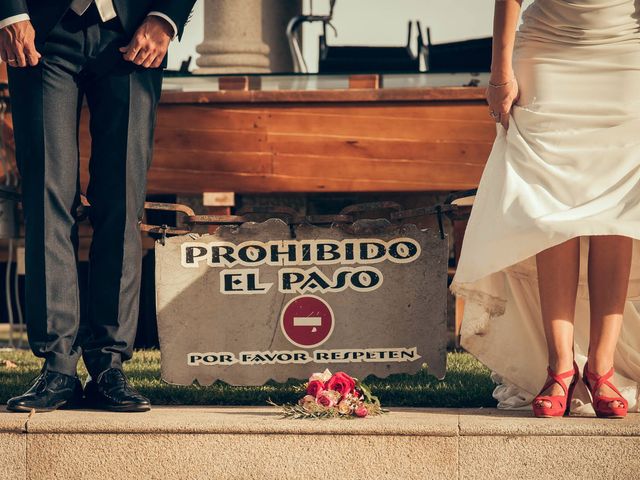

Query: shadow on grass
<box><xmin>0</xmin><ymin>349</ymin><xmax>496</xmax><ymax>408</ymax></box>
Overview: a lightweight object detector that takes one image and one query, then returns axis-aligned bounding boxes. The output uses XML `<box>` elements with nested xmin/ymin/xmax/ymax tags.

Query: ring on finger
<box><xmin>6</xmin><ymin>58</ymin><xmax>16</xmax><ymax>63</ymax></box>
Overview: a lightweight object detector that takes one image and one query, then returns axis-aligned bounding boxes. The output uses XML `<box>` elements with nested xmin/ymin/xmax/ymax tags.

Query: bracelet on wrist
<box><xmin>488</xmin><ymin>77</ymin><xmax>515</xmax><ymax>88</ymax></box>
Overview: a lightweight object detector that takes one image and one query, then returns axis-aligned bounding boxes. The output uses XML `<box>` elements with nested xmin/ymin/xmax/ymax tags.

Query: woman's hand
<box><xmin>486</xmin><ymin>76</ymin><xmax>520</xmax><ymax>130</ymax></box>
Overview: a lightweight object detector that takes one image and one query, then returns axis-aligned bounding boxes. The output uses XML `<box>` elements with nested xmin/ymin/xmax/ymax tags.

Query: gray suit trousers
<box><xmin>7</xmin><ymin>7</ymin><xmax>163</xmax><ymax>378</ymax></box>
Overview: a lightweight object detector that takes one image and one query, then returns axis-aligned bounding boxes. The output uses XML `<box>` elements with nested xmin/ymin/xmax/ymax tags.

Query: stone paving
<box><xmin>1</xmin><ymin>406</ymin><xmax>639</xmax><ymax>479</ymax></box>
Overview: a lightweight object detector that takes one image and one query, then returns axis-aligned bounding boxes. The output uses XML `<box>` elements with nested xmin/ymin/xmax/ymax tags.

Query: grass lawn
<box><xmin>0</xmin><ymin>348</ymin><xmax>496</xmax><ymax>408</ymax></box>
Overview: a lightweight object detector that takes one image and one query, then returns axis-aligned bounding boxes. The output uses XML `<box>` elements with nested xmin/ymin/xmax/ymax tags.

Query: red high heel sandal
<box><xmin>532</xmin><ymin>362</ymin><xmax>579</xmax><ymax>418</ymax></box>
<box><xmin>583</xmin><ymin>362</ymin><xmax>628</xmax><ymax>419</ymax></box>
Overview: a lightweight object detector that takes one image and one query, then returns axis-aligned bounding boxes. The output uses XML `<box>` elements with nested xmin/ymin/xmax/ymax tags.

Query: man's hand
<box><xmin>0</xmin><ymin>20</ymin><xmax>40</xmax><ymax>67</ymax></box>
<box><xmin>119</xmin><ymin>16</ymin><xmax>172</xmax><ymax>68</ymax></box>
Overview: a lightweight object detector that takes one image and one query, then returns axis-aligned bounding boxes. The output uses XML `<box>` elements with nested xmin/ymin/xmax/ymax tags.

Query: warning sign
<box><xmin>155</xmin><ymin>218</ymin><xmax>448</xmax><ymax>386</ymax></box>
<box><xmin>280</xmin><ymin>295</ymin><xmax>334</xmax><ymax>348</ymax></box>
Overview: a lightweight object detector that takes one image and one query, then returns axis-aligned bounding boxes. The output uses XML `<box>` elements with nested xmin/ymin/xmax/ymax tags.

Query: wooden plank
<box><xmin>155</xmin><ymin>102</ymin><xmax>493</xmax><ymax>124</ymax></box>
<box><xmin>77</xmin><ymin>125</ymin><xmax>270</xmax><ymax>154</ymax></box>
<box><xmin>151</xmin><ymin>104</ymin><xmax>496</xmax><ymax>153</ymax></box>
<box><xmin>271</xmin><ymin>156</ymin><xmax>485</xmax><ymax>185</ymax></box>
<box><xmin>262</xmin><ymin>103</ymin><xmax>493</xmax><ymax>121</ymax></box>
<box><xmin>143</xmin><ymin>168</ymin><xmax>479</xmax><ymax>194</ymax></box>
<box><xmin>349</xmin><ymin>74</ymin><xmax>381</xmax><ymax>90</ymax></box>
<box><xmin>270</xmin><ymin>149</ymin><xmax>491</xmax><ymax>168</ymax></box>
<box><xmin>78</xmin><ymin>146</ymin><xmax>489</xmax><ymax>195</ymax></box>
<box><xmin>77</xmin><ymin>150</ymin><xmax>273</xmax><ymax>192</ymax></box>
<box><xmin>262</xmin><ymin>112</ymin><xmax>495</xmax><ymax>142</ymax></box>
<box><xmin>218</xmin><ymin>76</ymin><xmax>262</xmax><ymax>91</ymax></box>
<box><xmin>147</xmin><ymin>150</ymin><xmax>272</xmax><ymax>174</ymax></box>
<box><xmin>154</xmin><ymin>106</ymin><xmax>268</xmax><ymax>130</ymax></box>
<box><xmin>269</xmin><ymin>135</ymin><xmax>493</xmax><ymax>162</ymax></box>
<box><xmin>153</xmin><ymin>128</ymin><xmax>269</xmax><ymax>152</ymax></box>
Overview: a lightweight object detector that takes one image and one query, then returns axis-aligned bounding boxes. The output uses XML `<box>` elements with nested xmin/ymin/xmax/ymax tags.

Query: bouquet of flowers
<box><xmin>268</xmin><ymin>369</ymin><xmax>386</xmax><ymax>419</ymax></box>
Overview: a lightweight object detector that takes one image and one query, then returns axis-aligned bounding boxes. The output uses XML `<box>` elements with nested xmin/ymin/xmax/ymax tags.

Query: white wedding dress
<box><xmin>449</xmin><ymin>0</ymin><xmax>640</xmax><ymax>413</ymax></box>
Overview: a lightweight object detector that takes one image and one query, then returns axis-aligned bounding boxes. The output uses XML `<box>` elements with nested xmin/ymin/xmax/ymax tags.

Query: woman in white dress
<box><xmin>449</xmin><ymin>0</ymin><xmax>640</xmax><ymax>418</ymax></box>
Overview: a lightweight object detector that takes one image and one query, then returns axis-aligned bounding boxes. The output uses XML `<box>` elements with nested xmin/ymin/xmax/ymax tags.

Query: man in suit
<box><xmin>3</xmin><ymin>0</ymin><xmax>196</xmax><ymax>413</ymax></box>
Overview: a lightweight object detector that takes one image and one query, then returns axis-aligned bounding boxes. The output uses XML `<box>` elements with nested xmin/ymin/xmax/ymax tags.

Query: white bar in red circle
<box><xmin>293</xmin><ymin>317</ymin><xmax>322</xmax><ymax>327</ymax></box>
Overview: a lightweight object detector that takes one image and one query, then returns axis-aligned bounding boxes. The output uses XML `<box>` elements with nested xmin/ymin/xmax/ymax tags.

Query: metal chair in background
<box><xmin>286</xmin><ymin>0</ymin><xmax>492</xmax><ymax>75</ymax></box>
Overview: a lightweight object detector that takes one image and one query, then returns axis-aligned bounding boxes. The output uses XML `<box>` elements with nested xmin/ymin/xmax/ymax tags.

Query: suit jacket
<box><xmin>0</xmin><ymin>0</ymin><xmax>196</xmax><ymax>43</ymax></box>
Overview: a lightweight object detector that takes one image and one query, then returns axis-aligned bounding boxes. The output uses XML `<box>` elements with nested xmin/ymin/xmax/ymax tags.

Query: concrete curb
<box><xmin>2</xmin><ymin>407</ymin><xmax>639</xmax><ymax>479</ymax></box>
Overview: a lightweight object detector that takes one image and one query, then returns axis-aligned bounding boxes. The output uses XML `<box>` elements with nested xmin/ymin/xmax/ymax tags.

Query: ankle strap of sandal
<box><xmin>584</xmin><ymin>364</ymin><xmax>624</xmax><ymax>399</ymax></box>
<box><xmin>541</xmin><ymin>364</ymin><xmax>577</xmax><ymax>396</ymax></box>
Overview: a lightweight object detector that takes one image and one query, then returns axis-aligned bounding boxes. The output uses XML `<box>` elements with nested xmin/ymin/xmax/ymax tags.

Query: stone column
<box><xmin>196</xmin><ymin>0</ymin><xmax>271</xmax><ymax>74</ymax></box>
<box><xmin>196</xmin><ymin>0</ymin><xmax>303</xmax><ymax>74</ymax></box>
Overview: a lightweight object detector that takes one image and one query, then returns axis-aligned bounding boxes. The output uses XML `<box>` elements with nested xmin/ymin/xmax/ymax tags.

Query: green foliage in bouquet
<box><xmin>268</xmin><ymin>369</ymin><xmax>388</xmax><ymax>419</ymax></box>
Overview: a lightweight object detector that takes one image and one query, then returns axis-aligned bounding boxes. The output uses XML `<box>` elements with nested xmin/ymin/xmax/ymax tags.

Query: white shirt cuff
<box><xmin>147</xmin><ymin>12</ymin><xmax>178</xmax><ymax>40</ymax></box>
<box><xmin>0</xmin><ymin>13</ymin><xmax>30</xmax><ymax>31</ymax></box>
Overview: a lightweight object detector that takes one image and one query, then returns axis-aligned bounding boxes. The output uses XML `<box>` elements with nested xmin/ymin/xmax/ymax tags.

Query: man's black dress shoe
<box><xmin>6</xmin><ymin>370</ymin><xmax>84</xmax><ymax>413</ymax></box>
<box><xmin>84</xmin><ymin>368</ymin><xmax>151</xmax><ymax>412</ymax></box>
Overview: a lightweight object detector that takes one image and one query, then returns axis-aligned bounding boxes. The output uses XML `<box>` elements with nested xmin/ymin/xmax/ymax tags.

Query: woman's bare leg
<box><xmin>587</xmin><ymin>235</ymin><xmax>632</xmax><ymax>408</ymax></box>
<box><xmin>534</xmin><ymin>237</ymin><xmax>580</xmax><ymax>407</ymax></box>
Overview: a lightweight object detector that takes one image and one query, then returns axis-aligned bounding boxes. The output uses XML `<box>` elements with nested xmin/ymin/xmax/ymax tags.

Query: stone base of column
<box><xmin>195</xmin><ymin>41</ymin><xmax>271</xmax><ymax>74</ymax></box>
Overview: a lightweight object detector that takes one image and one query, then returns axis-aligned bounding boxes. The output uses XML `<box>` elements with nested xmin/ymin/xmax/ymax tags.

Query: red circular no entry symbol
<box><xmin>280</xmin><ymin>295</ymin><xmax>334</xmax><ymax>348</ymax></box>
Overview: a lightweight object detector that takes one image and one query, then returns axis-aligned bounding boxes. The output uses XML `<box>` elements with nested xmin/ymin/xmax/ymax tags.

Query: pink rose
<box><xmin>354</xmin><ymin>405</ymin><xmax>368</xmax><ymax>418</ymax></box>
<box><xmin>326</xmin><ymin>372</ymin><xmax>356</xmax><ymax>398</ymax></box>
<box><xmin>306</xmin><ymin>380</ymin><xmax>325</xmax><ymax>398</ymax></box>
<box><xmin>317</xmin><ymin>390</ymin><xmax>339</xmax><ymax>408</ymax></box>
